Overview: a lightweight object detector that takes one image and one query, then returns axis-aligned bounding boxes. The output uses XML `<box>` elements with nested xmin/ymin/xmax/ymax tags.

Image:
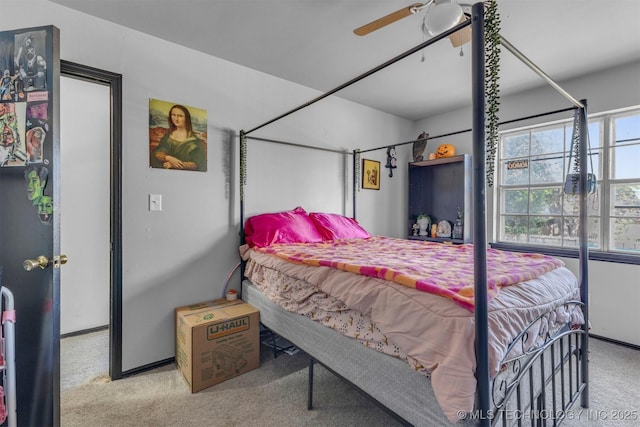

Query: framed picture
<box><xmin>362</xmin><ymin>158</ymin><xmax>380</xmax><ymax>190</ymax></box>
<box><xmin>149</xmin><ymin>98</ymin><xmax>208</xmax><ymax>172</ymax></box>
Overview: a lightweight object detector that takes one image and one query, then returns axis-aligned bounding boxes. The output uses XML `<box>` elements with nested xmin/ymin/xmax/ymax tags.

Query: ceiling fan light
<box><xmin>423</xmin><ymin>0</ymin><xmax>464</xmax><ymax>36</ymax></box>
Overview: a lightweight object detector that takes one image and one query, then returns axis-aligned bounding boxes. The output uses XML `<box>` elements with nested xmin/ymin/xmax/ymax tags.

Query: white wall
<box><xmin>413</xmin><ymin>60</ymin><xmax>640</xmax><ymax>155</ymax></box>
<box><xmin>5</xmin><ymin>2</ymin><xmax>638</xmax><ymax>373</ymax></box>
<box><xmin>412</xmin><ymin>60</ymin><xmax>640</xmax><ymax>346</ymax></box>
<box><xmin>3</xmin><ymin>1</ymin><xmax>413</xmax><ymax>371</ymax></box>
<box><xmin>562</xmin><ymin>257</ymin><xmax>640</xmax><ymax>346</ymax></box>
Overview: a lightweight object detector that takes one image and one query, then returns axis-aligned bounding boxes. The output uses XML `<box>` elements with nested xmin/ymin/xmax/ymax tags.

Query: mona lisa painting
<box><xmin>149</xmin><ymin>99</ymin><xmax>208</xmax><ymax>172</ymax></box>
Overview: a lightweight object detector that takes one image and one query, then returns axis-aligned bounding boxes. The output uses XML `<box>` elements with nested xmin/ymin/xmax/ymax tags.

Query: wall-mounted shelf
<box><xmin>408</xmin><ymin>154</ymin><xmax>472</xmax><ymax>244</ymax></box>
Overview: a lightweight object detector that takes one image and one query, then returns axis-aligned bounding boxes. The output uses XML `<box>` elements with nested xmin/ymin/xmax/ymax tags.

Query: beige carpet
<box><xmin>61</xmin><ymin>334</ymin><xmax>640</xmax><ymax>426</ymax></box>
<box><xmin>61</xmin><ymin>329</ymin><xmax>110</xmax><ymax>392</ymax></box>
<box><xmin>61</xmin><ymin>338</ymin><xmax>398</xmax><ymax>426</ymax></box>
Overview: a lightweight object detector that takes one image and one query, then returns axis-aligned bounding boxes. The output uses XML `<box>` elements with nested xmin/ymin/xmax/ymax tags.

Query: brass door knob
<box><xmin>23</xmin><ymin>255</ymin><xmax>49</xmax><ymax>271</ymax></box>
<box><xmin>23</xmin><ymin>254</ymin><xmax>68</xmax><ymax>271</ymax></box>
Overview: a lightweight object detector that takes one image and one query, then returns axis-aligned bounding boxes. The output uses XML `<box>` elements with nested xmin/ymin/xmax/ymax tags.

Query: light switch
<box><xmin>149</xmin><ymin>194</ymin><xmax>162</xmax><ymax>211</ymax></box>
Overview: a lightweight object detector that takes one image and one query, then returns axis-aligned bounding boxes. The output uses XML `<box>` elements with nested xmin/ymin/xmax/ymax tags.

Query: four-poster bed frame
<box><xmin>238</xmin><ymin>3</ymin><xmax>590</xmax><ymax>425</ymax></box>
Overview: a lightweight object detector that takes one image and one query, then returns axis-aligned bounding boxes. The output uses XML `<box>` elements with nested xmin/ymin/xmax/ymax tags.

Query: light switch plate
<box><xmin>149</xmin><ymin>194</ymin><xmax>162</xmax><ymax>211</ymax></box>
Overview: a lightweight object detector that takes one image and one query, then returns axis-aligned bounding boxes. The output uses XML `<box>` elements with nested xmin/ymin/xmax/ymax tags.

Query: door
<box><xmin>0</xmin><ymin>26</ymin><xmax>61</xmax><ymax>426</ymax></box>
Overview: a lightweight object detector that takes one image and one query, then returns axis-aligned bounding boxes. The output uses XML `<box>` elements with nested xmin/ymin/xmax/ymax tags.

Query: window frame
<box><xmin>491</xmin><ymin>106</ymin><xmax>640</xmax><ymax>266</ymax></box>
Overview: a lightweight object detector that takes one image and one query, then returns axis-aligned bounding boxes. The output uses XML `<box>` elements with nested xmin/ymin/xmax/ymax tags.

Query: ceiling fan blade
<box><xmin>449</xmin><ymin>16</ymin><xmax>471</xmax><ymax>47</ymax></box>
<box><xmin>354</xmin><ymin>3</ymin><xmax>425</xmax><ymax>36</ymax></box>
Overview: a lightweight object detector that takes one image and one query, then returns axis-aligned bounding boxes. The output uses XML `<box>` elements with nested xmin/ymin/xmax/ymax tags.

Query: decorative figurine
<box><xmin>436</xmin><ymin>143</ymin><xmax>456</xmax><ymax>158</ymax></box>
<box><xmin>437</xmin><ymin>220</ymin><xmax>452</xmax><ymax>238</ymax></box>
<box><xmin>413</xmin><ymin>132</ymin><xmax>428</xmax><ymax>162</ymax></box>
<box><xmin>417</xmin><ymin>214</ymin><xmax>431</xmax><ymax>236</ymax></box>
<box><xmin>385</xmin><ymin>145</ymin><xmax>397</xmax><ymax>177</ymax></box>
<box><xmin>452</xmin><ymin>207</ymin><xmax>464</xmax><ymax>240</ymax></box>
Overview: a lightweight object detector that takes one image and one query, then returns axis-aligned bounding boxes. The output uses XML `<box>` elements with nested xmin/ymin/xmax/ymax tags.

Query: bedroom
<box><xmin>0</xmin><ymin>0</ymin><xmax>638</xmax><ymax>425</ymax></box>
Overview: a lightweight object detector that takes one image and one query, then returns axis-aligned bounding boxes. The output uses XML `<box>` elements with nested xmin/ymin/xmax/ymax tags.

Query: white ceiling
<box><xmin>51</xmin><ymin>0</ymin><xmax>640</xmax><ymax>121</ymax></box>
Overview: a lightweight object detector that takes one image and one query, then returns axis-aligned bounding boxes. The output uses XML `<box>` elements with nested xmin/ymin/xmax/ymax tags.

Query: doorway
<box><xmin>60</xmin><ymin>61</ymin><xmax>123</xmax><ymax>380</ymax></box>
<box><xmin>60</xmin><ymin>76</ymin><xmax>109</xmax><ymax>335</ymax></box>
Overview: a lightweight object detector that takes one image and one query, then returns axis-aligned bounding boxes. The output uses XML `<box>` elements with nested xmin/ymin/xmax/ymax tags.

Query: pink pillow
<box><xmin>309</xmin><ymin>212</ymin><xmax>370</xmax><ymax>241</ymax></box>
<box><xmin>244</xmin><ymin>207</ymin><xmax>323</xmax><ymax>248</ymax></box>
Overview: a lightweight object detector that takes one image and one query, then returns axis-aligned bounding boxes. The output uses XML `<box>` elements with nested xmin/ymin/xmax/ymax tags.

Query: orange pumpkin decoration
<box><xmin>436</xmin><ymin>143</ymin><xmax>456</xmax><ymax>158</ymax></box>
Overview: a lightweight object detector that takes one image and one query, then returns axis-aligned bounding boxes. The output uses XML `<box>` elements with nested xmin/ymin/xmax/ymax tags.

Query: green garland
<box><xmin>240</xmin><ymin>130</ymin><xmax>247</xmax><ymax>201</ymax></box>
<box><xmin>569</xmin><ymin>108</ymin><xmax>581</xmax><ymax>189</ymax></box>
<box><xmin>484</xmin><ymin>0</ymin><xmax>501</xmax><ymax>187</ymax></box>
<box><xmin>571</xmin><ymin>108</ymin><xmax>581</xmax><ymax>174</ymax></box>
<box><xmin>354</xmin><ymin>150</ymin><xmax>361</xmax><ymax>192</ymax></box>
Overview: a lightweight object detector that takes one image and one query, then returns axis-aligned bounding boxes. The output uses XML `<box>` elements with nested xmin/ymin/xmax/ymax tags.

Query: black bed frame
<box><xmin>238</xmin><ymin>3</ymin><xmax>590</xmax><ymax>425</ymax></box>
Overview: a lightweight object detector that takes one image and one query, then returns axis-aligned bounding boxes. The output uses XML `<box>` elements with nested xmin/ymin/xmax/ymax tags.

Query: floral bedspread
<box><xmin>255</xmin><ymin>236</ymin><xmax>564</xmax><ymax>311</ymax></box>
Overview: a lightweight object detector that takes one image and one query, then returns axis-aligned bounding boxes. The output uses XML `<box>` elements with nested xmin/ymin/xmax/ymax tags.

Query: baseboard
<box><xmin>61</xmin><ymin>324</ymin><xmax>109</xmax><ymax>339</ymax></box>
<box><xmin>590</xmin><ymin>334</ymin><xmax>640</xmax><ymax>351</ymax></box>
<box><xmin>122</xmin><ymin>357</ymin><xmax>175</xmax><ymax>378</ymax></box>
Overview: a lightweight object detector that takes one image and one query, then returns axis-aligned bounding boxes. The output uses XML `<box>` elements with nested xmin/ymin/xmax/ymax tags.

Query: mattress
<box><xmin>241</xmin><ymin>240</ymin><xmax>583</xmax><ymax>422</ymax></box>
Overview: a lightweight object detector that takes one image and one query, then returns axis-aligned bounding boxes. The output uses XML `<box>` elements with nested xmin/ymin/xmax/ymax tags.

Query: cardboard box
<box><xmin>175</xmin><ymin>298</ymin><xmax>260</xmax><ymax>392</ymax></box>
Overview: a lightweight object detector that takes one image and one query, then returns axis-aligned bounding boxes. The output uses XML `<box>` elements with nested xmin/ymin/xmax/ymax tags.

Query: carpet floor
<box><xmin>61</xmin><ymin>332</ymin><xmax>639</xmax><ymax>426</ymax></box>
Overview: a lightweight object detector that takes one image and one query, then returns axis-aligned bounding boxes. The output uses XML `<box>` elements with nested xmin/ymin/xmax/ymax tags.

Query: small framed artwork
<box><xmin>362</xmin><ymin>158</ymin><xmax>380</xmax><ymax>190</ymax></box>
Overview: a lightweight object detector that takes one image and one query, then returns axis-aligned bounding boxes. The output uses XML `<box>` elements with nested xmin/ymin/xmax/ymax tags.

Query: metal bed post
<box><xmin>352</xmin><ymin>149</ymin><xmax>357</xmax><ymax>219</ymax></box>
<box><xmin>470</xmin><ymin>3</ymin><xmax>490</xmax><ymax>425</ymax></box>
<box><xmin>239</xmin><ymin>130</ymin><xmax>247</xmax><ymax>285</ymax></box>
<box><xmin>577</xmin><ymin>100</ymin><xmax>590</xmax><ymax>408</ymax></box>
<box><xmin>239</xmin><ymin>130</ymin><xmax>246</xmax><ymax>240</ymax></box>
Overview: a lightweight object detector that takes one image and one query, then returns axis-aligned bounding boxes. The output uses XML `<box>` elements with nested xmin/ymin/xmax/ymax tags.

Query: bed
<box><xmin>236</xmin><ymin>2</ymin><xmax>590</xmax><ymax>425</ymax></box>
<box><xmin>239</xmin><ymin>210</ymin><xmax>585</xmax><ymax>424</ymax></box>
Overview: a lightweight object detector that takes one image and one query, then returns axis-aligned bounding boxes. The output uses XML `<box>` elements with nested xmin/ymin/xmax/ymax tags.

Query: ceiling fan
<box><xmin>353</xmin><ymin>0</ymin><xmax>472</xmax><ymax>48</ymax></box>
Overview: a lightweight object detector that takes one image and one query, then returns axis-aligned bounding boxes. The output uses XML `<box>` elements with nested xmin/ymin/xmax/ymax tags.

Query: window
<box><xmin>495</xmin><ymin>107</ymin><xmax>640</xmax><ymax>260</ymax></box>
<box><xmin>609</xmin><ymin>111</ymin><xmax>640</xmax><ymax>253</ymax></box>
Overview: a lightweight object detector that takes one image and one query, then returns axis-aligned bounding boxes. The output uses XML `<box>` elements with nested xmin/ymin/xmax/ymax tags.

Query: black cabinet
<box><xmin>408</xmin><ymin>154</ymin><xmax>472</xmax><ymax>243</ymax></box>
